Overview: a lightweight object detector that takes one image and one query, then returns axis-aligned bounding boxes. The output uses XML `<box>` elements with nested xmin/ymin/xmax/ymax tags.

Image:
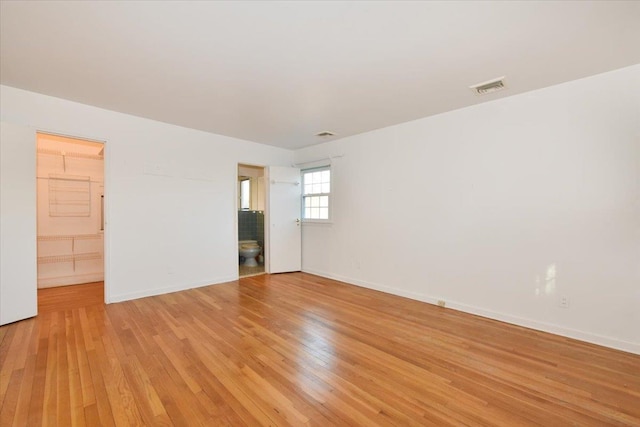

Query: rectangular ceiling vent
<box><xmin>469</xmin><ymin>76</ymin><xmax>506</xmax><ymax>95</ymax></box>
<box><xmin>315</xmin><ymin>131</ymin><xmax>336</xmax><ymax>138</ymax></box>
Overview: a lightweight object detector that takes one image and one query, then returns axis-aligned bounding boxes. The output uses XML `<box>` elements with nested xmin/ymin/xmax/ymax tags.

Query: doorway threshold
<box><xmin>239</xmin><ymin>264</ymin><xmax>265</xmax><ymax>278</ymax></box>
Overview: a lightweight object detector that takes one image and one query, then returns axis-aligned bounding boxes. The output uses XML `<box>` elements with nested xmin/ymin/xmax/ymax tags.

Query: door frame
<box><xmin>236</xmin><ymin>163</ymin><xmax>269</xmax><ymax>275</ymax></box>
<box><xmin>35</xmin><ymin>130</ymin><xmax>110</xmax><ymax>304</ymax></box>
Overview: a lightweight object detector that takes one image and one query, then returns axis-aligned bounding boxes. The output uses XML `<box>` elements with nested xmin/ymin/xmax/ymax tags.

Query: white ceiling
<box><xmin>1</xmin><ymin>1</ymin><xmax>639</xmax><ymax>150</ymax></box>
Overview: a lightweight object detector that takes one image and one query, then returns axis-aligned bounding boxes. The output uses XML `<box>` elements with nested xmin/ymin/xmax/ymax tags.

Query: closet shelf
<box><xmin>38</xmin><ymin>234</ymin><xmax>102</xmax><ymax>241</ymax></box>
<box><xmin>48</xmin><ymin>174</ymin><xmax>92</xmax><ymax>217</ymax></box>
<box><xmin>37</xmin><ymin>235</ymin><xmax>102</xmax><ymax>265</ymax></box>
<box><xmin>37</xmin><ymin>252</ymin><xmax>102</xmax><ymax>265</ymax></box>
<box><xmin>49</xmin><ymin>200</ymin><xmax>92</xmax><ymax>206</ymax></box>
<box><xmin>49</xmin><ymin>174</ymin><xmax>91</xmax><ymax>182</ymax></box>
<box><xmin>48</xmin><ymin>187</ymin><xmax>91</xmax><ymax>193</ymax></box>
<box><xmin>38</xmin><ymin>148</ymin><xmax>103</xmax><ymax>160</ymax></box>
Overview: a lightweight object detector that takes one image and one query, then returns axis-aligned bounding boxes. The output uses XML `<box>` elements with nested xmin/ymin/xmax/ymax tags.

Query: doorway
<box><xmin>238</xmin><ymin>164</ymin><xmax>266</xmax><ymax>277</ymax></box>
<box><xmin>36</xmin><ymin>132</ymin><xmax>105</xmax><ymax>300</ymax></box>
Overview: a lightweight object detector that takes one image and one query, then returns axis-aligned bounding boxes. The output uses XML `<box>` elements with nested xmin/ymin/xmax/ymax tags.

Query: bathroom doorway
<box><xmin>238</xmin><ymin>164</ymin><xmax>266</xmax><ymax>277</ymax></box>
<box><xmin>36</xmin><ymin>132</ymin><xmax>105</xmax><ymax>300</ymax></box>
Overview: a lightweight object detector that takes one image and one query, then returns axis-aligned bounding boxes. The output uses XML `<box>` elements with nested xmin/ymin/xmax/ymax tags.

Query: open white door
<box><xmin>0</xmin><ymin>122</ymin><xmax>37</xmax><ymax>325</ymax></box>
<box><xmin>267</xmin><ymin>166</ymin><xmax>301</xmax><ymax>273</ymax></box>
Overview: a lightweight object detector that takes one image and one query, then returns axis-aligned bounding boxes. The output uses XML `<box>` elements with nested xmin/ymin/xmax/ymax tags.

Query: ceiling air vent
<box><xmin>469</xmin><ymin>76</ymin><xmax>506</xmax><ymax>95</ymax></box>
<box><xmin>315</xmin><ymin>131</ymin><xmax>336</xmax><ymax>138</ymax></box>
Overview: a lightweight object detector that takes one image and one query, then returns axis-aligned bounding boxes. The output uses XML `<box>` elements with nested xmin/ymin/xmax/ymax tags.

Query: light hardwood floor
<box><xmin>1</xmin><ymin>273</ymin><xmax>639</xmax><ymax>426</ymax></box>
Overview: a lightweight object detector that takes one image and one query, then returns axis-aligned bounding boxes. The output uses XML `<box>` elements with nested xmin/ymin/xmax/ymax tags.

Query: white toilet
<box><xmin>239</xmin><ymin>240</ymin><xmax>261</xmax><ymax>267</ymax></box>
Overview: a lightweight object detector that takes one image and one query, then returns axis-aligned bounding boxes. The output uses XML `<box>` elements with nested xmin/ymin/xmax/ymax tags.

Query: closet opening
<box><xmin>36</xmin><ymin>132</ymin><xmax>105</xmax><ymax>310</ymax></box>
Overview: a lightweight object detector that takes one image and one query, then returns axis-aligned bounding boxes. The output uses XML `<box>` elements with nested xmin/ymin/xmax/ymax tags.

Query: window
<box><xmin>302</xmin><ymin>167</ymin><xmax>330</xmax><ymax>220</ymax></box>
<box><xmin>239</xmin><ymin>178</ymin><xmax>250</xmax><ymax>210</ymax></box>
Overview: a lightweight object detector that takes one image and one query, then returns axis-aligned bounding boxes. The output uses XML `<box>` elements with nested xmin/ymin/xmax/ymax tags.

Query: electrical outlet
<box><xmin>559</xmin><ymin>296</ymin><xmax>570</xmax><ymax>308</ymax></box>
<box><xmin>437</xmin><ymin>300</ymin><xmax>446</xmax><ymax>308</ymax></box>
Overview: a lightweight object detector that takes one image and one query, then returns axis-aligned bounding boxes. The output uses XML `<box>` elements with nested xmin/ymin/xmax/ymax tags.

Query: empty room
<box><xmin>1</xmin><ymin>1</ymin><xmax>639</xmax><ymax>426</ymax></box>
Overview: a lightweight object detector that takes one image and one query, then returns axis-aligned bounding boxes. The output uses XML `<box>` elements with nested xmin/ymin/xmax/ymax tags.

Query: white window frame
<box><xmin>301</xmin><ymin>166</ymin><xmax>331</xmax><ymax>222</ymax></box>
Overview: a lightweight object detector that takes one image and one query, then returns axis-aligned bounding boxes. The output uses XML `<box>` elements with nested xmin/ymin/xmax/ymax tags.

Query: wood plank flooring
<box><xmin>37</xmin><ymin>282</ymin><xmax>104</xmax><ymax>314</ymax></box>
<box><xmin>1</xmin><ymin>273</ymin><xmax>639</xmax><ymax>426</ymax></box>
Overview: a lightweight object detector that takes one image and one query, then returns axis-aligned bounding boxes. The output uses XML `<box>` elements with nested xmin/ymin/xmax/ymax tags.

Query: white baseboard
<box><xmin>302</xmin><ymin>268</ymin><xmax>640</xmax><ymax>355</ymax></box>
<box><xmin>108</xmin><ymin>275</ymin><xmax>237</xmax><ymax>303</ymax></box>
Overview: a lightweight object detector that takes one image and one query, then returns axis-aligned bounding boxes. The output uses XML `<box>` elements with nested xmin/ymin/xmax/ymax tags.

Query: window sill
<box><xmin>302</xmin><ymin>220</ymin><xmax>333</xmax><ymax>226</ymax></box>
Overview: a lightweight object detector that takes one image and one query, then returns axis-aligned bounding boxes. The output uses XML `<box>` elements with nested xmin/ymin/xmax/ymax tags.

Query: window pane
<box><xmin>240</xmin><ymin>179</ymin><xmax>250</xmax><ymax>210</ymax></box>
<box><xmin>302</xmin><ymin>167</ymin><xmax>330</xmax><ymax>220</ymax></box>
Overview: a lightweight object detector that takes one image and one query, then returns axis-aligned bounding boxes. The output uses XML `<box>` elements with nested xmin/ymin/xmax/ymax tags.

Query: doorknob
<box><xmin>296</xmin><ymin>218</ymin><xmax>301</xmax><ymax>225</ymax></box>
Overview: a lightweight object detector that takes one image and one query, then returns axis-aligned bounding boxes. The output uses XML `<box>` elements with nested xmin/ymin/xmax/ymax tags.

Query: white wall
<box><xmin>295</xmin><ymin>65</ymin><xmax>640</xmax><ymax>354</ymax></box>
<box><xmin>1</xmin><ymin>85</ymin><xmax>292</xmax><ymax>304</ymax></box>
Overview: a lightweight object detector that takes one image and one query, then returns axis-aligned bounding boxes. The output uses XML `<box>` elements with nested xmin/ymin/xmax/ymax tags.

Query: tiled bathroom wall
<box><xmin>256</xmin><ymin>212</ymin><xmax>264</xmax><ymax>247</ymax></box>
<box><xmin>238</xmin><ymin>210</ymin><xmax>264</xmax><ymax>246</ymax></box>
